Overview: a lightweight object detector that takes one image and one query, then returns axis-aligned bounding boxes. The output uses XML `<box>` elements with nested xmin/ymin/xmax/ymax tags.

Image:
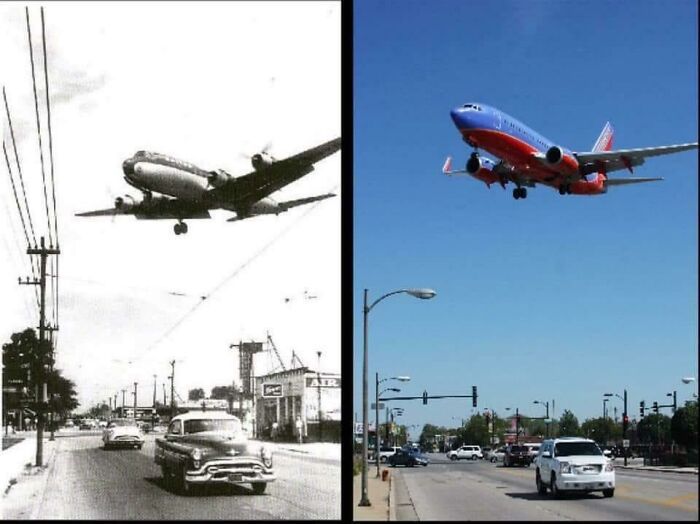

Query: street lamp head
<box><xmin>681</xmin><ymin>377</ymin><xmax>696</xmax><ymax>384</ymax></box>
<box><xmin>405</xmin><ymin>288</ymin><xmax>437</xmax><ymax>300</ymax></box>
<box><xmin>533</xmin><ymin>400</ymin><xmax>539</xmax><ymax>404</ymax></box>
<box><xmin>388</xmin><ymin>388</ymin><xmax>401</xmax><ymax>393</ymax></box>
<box><xmin>395</xmin><ymin>376</ymin><xmax>411</xmax><ymax>382</ymax></box>
<box><xmin>603</xmin><ymin>393</ymin><xmax>613</xmax><ymax>397</ymax></box>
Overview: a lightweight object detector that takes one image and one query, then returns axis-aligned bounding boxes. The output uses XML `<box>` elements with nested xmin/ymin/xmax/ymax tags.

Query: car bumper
<box><xmin>558</xmin><ymin>472</ymin><xmax>615</xmax><ymax>491</ymax></box>
<box><xmin>185</xmin><ymin>461</ymin><xmax>276</xmax><ymax>485</ymax></box>
<box><xmin>105</xmin><ymin>437</ymin><xmax>144</xmax><ymax>447</ymax></box>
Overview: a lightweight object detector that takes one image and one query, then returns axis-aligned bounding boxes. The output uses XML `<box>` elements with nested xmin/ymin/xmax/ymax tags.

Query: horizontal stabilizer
<box><xmin>605</xmin><ymin>177</ymin><xmax>663</xmax><ymax>186</ymax></box>
<box><xmin>75</xmin><ymin>208</ymin><xmax>120</xmax><ymax>217</ymax></box>
<box><xmin>278</xmin><ymin>192</ymin><xmax>336</xmax><ymax>211</ymax></box>
<box><xmin>441</xmin><ymin>156</ymin><xmax>468</xmax><ymax>176</ymax></box>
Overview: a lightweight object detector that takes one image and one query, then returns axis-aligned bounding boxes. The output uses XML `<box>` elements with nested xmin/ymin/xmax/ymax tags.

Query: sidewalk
<box><xmin>264</xmin><ymin>441</ymin><xmax>340</xmax><ymax>462</ymax></box>
<box><xmin>353</xmin><ymin>465</ymin><xmax>392</xmax><ymax>521</ymax></box>
<box><xmin>0</xmin><ymin>433</ymin><xmax>56</xmax><ymax>499</ymax></box>
<box><xmin>611</xmin><ymin>457</ymin><xmax>698</xmax><ymax>474</ymax></box>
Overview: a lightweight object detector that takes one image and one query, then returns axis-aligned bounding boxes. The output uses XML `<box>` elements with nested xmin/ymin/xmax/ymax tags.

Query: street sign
<box><xmin>371</xmin><ymin>402</ymin><xmax>385</xmax><ymax>410</ymax></box>
<box><xmin>622</xmin><ymin>439</ymin><xmax>630</xmax><ymax>448</ymax></box>
<box><xmin>262</xmin><ymin>384</ymin><xmax>283</xmax><ymax>397</ymax></box>
<box><xmin>544</xmin><ymin>418</ymin><xmax>552</xmax><ymax>423</ymax></box>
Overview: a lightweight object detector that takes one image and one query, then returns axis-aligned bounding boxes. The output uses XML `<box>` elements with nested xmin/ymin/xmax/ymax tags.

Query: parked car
<box><xmin>388</xmin><ymin>448</ymin><xmax>429</xmax><ymax>467</ymax></box>
<box><xmin>534</xmin><ymin>437</ymin><xmax>615</xmax><ymax>498</ymax></box>
<box><xmin>378</xmin><ymin>446</ymin><xmax>402</xmax><ymax>463</ymax></box>
<box><xmin>481</xmin><ymin>446</ymin><xmax>493</xmax><ymax>460</ymax></box>
<box><xmin>524</xmin><ymin>443</ymin><xmax>541</xmax><ymax>461</ymax></box>
<box><xmin>80</xmin><ymin>419</ymin><xmax>97</xmax><ymax>430</ymax></box>
<box><xmin>504</xmin><ymin>444</ymin><xmax>531</xmax><ymax>467</ymax></box>
<box><xmin>447</xmin><ymin>445</ymin><xmax>483</xmax><ymax>461</ymax></box>
<box><xmin>155</xmin><ymin>411</ymin><xmax>275</xmax><ymax>495</ymax></box>
<box><xmin>490</xmin><ymin>446</ymin><xmax>506</xmax><ymax>463</ymax></box>
<box><xmin>64</xmin><ymin>419</ymin><xmax>75</xmax><ymax>428</ymax></box>
<box><xmin>103</xmin><ymin>418</ymin><xmax>144</xmax><ymax>449</ymax></box>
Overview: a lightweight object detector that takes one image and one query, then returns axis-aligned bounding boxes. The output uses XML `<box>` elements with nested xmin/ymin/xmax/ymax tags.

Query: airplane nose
<box><xmin>122</xmin><ymin>159</ymin><xmax>135</xmax><ymax>176</ymax></box>
<box><xmin>450</xmin><ymin>107</ymin><xmax>469</xmax><ymax>129</ymax></box>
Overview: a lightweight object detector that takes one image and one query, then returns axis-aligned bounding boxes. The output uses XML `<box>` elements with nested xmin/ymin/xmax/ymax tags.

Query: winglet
<box><xmin>442</xmin><ymin>156</ymin><xmax>452</xmax><ymax>174</ymax></box>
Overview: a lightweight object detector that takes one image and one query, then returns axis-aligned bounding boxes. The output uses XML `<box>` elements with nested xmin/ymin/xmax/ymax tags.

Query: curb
<box><xmin>617</xmin><ymin>465</ymin><xmax>698</xmax><ymax>475</ymax></box>
<box><xmin>273</xmin><ymin>447</ymin><xmax>340</xmax><ymax>466</ymax></box>
<box><xmin>29</xmin><ymin>438</ymin><xmax>58</xmax><ymax>520</ymax></box>
<box><xmin>388</xmin><ymin>470</ymin><xmax>395</xmax><ymax>521</ymax></box>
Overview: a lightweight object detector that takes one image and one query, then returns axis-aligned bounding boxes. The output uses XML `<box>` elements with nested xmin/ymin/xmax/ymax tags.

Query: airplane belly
<box><xmin>133</xmin><ymin>162</ymin><xmax>207</xmax><ymax>200</ymax></box>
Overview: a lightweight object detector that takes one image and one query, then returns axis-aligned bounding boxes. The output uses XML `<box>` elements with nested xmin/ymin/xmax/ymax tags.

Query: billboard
<box><xmin>262</xmin><ymin>384</ymin><xmax>283</xmax><ymax>397</ymax></box>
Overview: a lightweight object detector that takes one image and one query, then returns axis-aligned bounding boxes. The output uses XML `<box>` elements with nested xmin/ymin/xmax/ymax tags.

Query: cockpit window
<box><xmin>462</xmin><ymin>104</ymin><xmax>482</xmax><ymax>111</ymax></box>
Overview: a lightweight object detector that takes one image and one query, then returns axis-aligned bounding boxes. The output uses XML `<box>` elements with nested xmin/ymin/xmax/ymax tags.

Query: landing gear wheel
<box><xmin>513</xmin><ymin>188</ymin><xmax>520</xmax><ymax>200</ymax></box>
<box><xmin>520</xmin><ymin>188</ymin><xmax>527</xmax><ymax>199</ymax></box>
<box><xmin>566</xmin><ymin>184</ymin><xmax>572</xmax><ymax>194</ymax></box>
<box><xmin>559</xmin><ymin>185</ymin><xmax>566</xmax><ymax>195</ymax></box>
<box><xmin>181</xmin><ymin>222</ymin><xmax>188</xmax><ymax>234</ymax></box>
<box><xmin>536</xmin><ymin>470</ymin><xmax>548</xmax><ymax>495</ymax></box>
<box><xmin>252</xmin><ymin>482</ymin><xmax>267</xmax><ymax>495</ymax></box>
<box><xmin>602</xmin><ymin>488</ymin><xmax>614</xmax><ymax>498</ymax></box>
<box><xmin>174</xmin><ymin>223</ymin><xmax>182</xmax><ymax>235</ymax></box>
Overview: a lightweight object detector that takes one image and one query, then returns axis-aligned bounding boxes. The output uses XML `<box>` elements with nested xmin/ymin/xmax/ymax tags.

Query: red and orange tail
<box><xmin>592</xmin><ymin>122</ymin><xmax>614</xmax><ymax>152</ymax></box>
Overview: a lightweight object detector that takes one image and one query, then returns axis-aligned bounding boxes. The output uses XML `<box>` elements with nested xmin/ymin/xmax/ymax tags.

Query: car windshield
<box><xmin>555</xmin><ymin>442</ymin><xmax>602</xmax><ymax>457</ymax></box>
<box><xmin>510</xmin><ymin>446</ymin><xmax>527</xmax><ymax>452</ymax></box>
<box><xmin>183</xmin><ymin>418</ymin><xmax>241</xmax><ymax>434</ymax></box>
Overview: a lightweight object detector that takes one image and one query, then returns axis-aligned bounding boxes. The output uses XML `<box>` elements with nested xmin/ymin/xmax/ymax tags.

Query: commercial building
<box><xmin>256</xmin><ymin>367</ymin><xmax>340</xmax><ymax>442</ymax></box>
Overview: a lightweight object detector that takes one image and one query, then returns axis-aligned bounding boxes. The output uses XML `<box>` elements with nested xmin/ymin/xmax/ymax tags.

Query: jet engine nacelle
<box><xmin>114</xmin><ymin>194</ymin><xmax>142</xmax><ymax>211</ymax></box>
<box><xmin>466</xmin><ymin>155</ymin><xmax>500</xmax><ymax>187</ymax></box>
<box><xmin>207</xmin><ymin>169</ymin><xmax>232</xmax><ymax>188</ymax></box>
<box><xmin>545</xmin><ymin>145</ymin><xmax>579</xmax><ymax>174</ymax></box>
<box><xmin>251</xmin><ymin>152</ymin><xmax>275</xmax><ymax>171</ymax></box>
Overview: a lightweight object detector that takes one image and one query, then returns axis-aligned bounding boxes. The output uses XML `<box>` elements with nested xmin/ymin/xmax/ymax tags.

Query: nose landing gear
<box><xmin>173</xmin><ymin>221</ymin><xmax>189</xmax><ymax>235</ymax></box>
<box><xmin>513</xmin><ymin>187</ymin><xmax>527</xmax><ymax>199</ymax></box>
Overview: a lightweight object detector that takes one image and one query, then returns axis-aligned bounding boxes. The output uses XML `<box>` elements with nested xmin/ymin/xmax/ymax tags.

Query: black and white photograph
<box><xmin>1</xmin><ymin>1</ymin><xmax>340</xmax><ymax>519</ymax></box>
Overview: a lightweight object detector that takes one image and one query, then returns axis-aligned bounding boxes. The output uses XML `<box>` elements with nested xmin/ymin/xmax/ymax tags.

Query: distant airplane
<box><xmin>443</xmin><ymin>103</ymin><xmax>697</xmax><ymax>199</ymax></box>
<box><xmin>77</xmin><ymin>138</ymin><xmax>341</xmax><ymax>234</ymax></box>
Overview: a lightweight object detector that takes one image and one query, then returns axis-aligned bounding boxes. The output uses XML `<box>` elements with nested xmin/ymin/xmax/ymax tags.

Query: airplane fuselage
<box><xmin>122</xmin><ymin>151</ymin><xmax>209</xmax><ymax>201</ymax></box>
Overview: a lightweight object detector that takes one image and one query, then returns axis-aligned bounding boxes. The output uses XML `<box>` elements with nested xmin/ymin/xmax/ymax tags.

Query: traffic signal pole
<box><xmin>623</xmin><ymin>390</ymin><xmax>628</xmax><ymax>467</ymax></box>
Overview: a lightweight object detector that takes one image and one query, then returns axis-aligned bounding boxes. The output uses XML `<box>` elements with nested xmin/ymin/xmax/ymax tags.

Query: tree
<box><xmin>210</xmin><ymin>385</ymin><xmax>237</xmax><ymax>400</ymax></box>
<box><xmin>558</xmin><ymin>409</ymin><xmax>581</xmax><ymax>437</ymax></box>
<box><xmin>188</xmin><ymin>388</ymin><xmax>205</xmax><ymax>401</ymax></box>
<box><xmin>636</xmin><ymin>413</ymin><xmax>671</xmax><ymax>445</ymax></box>
<box><xmin>671</xmin><ymin>401</ymin><xmax>698</xmax><ymax>450</ymax></box>
<box><xmin>581</xmin><ymin>417</ymin><xmax>621</xmax><ymax>444</ymax></box>
<box><xmin>523</xmin><ymin>417</ymin><xmax>546</xmax><ymax>438</ymax></box>
<box><xmin>458</xmin><ymin>414</ymin><xmax>490</xmax><ymax>446</ymax></box>
<box><xmin>419</xmin><ymin>423</ymin><xmax>448</xmax><ymax>449</ymax></box>
<box><xmin>47</xmin><ymin>369</ymin><xmax>80</xmax><ymax>416</ymax></box>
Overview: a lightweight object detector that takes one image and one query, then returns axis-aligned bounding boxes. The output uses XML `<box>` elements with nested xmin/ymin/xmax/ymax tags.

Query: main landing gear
<box><xmin>513</xmin><ymin>187</ymin><xmax>527</xmax><ymax>199</ymax></box>
<box><xmin>558</xmin><ymin>184</ymin><xmax>572</xmax><ymax>195</ymax></box>
<box><xmin>173</xmin><ymin>221</ymin><xmax>189</xmax><ymax>235</ymax></box>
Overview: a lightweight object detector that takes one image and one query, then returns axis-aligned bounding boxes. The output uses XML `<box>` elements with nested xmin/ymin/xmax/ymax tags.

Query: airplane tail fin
<box><xmin>592</xmin><ymin>122</ymin><xmax>614</xmax><ymax>152</ymax></box>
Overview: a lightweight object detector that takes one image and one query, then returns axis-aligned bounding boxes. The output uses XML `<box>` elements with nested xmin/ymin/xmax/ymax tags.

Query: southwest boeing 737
<box><xmin>443</xmin><ymin>103</ymin><xmax>697</xmax><ymax>199</ymax></box>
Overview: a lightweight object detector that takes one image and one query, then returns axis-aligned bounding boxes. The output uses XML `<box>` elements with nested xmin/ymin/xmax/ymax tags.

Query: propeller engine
<box><xmin>207</xmin><ymin>169</ymin><xmax>232</xmax><ymax>188</ymax></box>
<box><xmin>114</xmin><ymin>194</ymin><xmax>142</xmax><ymax>211</ymax></box>
<box><xmin>251</xmin><ymin>152</ymin><xmax>275</xmax><ymax>171</ymax></box>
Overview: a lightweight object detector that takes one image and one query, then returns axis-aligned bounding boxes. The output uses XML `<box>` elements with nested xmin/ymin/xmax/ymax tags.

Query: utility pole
<box><xmin>162</xmin><ymin>383</ymin><xmax>166</xmax><ymax>406</ymax></box>
<box><xmin>152</xmin><ymin>374</ymin><xmax>156</xmax><ymax>430</ymax></box>
<box><xmin>169</xmin><ymin>360</ymin><xmax>175</xmax><ymax>418</ymax></box>
<box><xmin>21</xmin><ymin>236</ymin><xmax>60</xmax><ymax>466</ymax></box>
<box><xmin>114</xmin><ymin>394</ymin><xmax>117</xmax><ymax>416</ymax></box>
<box><xmin>317</xmin><ymin>350</ymin><xmax>322</xmax><ymax>443</ymax></box>
<box><xmin>121</xmin><ymin>389</ymin><xmax>126</xmax><ymax>412</ymax></box>
<box><xmin>623</xmin><ymin>389</ymin><xmax>628</xmax><ymax>467</ymax></box>
<box><xmin>515</xmin><ymin>407</ymin><xmax>520</xmax><ymax>444</ymax></box>
<box><xmin>133</xmin><ymin>382</ymin><xmax>138</xmax><ymax>420</ymax></box>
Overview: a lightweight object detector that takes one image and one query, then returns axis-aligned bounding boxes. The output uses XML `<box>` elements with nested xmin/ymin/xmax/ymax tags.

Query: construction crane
<box><xmin>266</xmin><ymin>332</ymin><xmax>286</xmax><ymax>372</ymax></box>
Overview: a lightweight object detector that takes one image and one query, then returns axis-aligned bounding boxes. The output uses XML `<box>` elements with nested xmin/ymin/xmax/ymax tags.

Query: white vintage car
<box><xmin>103</xmin><ymin>418</ymin><xmax>145</xmax><ymax>450</ymax></box>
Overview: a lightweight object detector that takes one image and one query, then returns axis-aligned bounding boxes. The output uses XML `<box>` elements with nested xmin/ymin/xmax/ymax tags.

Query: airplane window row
<box><xmin>506</xmin><ymin>120</ymin><xmax>547</xmax><ymax>148</ymax></box>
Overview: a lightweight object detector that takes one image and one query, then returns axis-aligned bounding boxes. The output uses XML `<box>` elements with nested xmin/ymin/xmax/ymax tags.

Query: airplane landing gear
<box><xmin>558</xmin><ymin>184</ymin><xmax>572</xmax><ymax>195</ymax></box>
<box><xmin>513</xmin><ymin>187</ymin><xmax>527</xmax><ymax>199</ymax></box>
<box><xmin>174</xmin><ymin>221</ymin><xmax>189</xmax><ymax>235</ymax></box>
<box><xmin>143</xmin><ymin>190</ymin><xmax>153</xmax><ymax>202</ymax></box>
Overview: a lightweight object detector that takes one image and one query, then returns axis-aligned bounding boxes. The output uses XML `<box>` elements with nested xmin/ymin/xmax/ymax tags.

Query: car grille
<box><xmin>205</xmin><ymin>463</ymin><xmax>263</xmax><ymax>479</ymax></box>
<box><xmin>114</xmin><ymin>436</ymin><xmax>139</xmax><ymax>441</ymax></box>
<box><xmin>575</xmin><ymin>464</ymin><xmax>602</xmax><ymax>474</ymax></box>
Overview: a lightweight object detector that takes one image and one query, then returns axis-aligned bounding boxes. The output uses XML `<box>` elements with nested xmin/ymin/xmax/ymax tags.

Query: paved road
<box><xmin>393</xmin><ymin>453</ymin><xmax>698</xmax><ymax>521</ymax></box>
<box><xmin>3</xmin><ymin>433</ymin><xmax>339</xmax><ymax>519</ymax></box>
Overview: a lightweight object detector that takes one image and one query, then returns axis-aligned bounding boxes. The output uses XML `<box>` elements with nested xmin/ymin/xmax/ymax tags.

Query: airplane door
<box><xmin>495</xmin><ymin>112</ymin><xmax>502</xmax><ymax>130</ymax></box>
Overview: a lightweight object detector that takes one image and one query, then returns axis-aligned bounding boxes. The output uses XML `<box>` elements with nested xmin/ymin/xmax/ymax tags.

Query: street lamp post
<box><xmin>603</xmin><ymin>398</ymin><xmax>609</xmax><ymax>420</ymax></box>
<box><xmin>533</xmin><ymin>400</ymin><xmax>549</xmax><ymax>438</ymax></box>
<box><xmin>359</xmin><ymin>287</ymin><xmax>436</xmax><ymax>507</ymax></box>
<box><xmin>604</xmin><ymin>390</ymin><xmax>628</xmax><ymax>466</ymax></box>
<box><xmin>375</xmin><ymin>375</ymin><xmax>409</xmax><ymax>477</ymax></box>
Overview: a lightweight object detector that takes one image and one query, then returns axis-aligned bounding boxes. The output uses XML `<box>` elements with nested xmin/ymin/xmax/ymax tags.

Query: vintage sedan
<box><xmin>155</xmin><ymin>411</ymin><xmax>275</xmax><ymax>495</ymax></box>
<box><xmin>103</xmin><ymin>418</ymin><xmax>145</xmax><ymax>449</ymax></box>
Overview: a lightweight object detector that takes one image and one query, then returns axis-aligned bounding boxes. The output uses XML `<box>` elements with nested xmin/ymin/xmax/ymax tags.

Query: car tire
<box><xmin>380</xmin><ymin>456</ymin><xmax>387</xmax><ymax>463</ymax></box>
<box><xmin>536</xmin><ymin>470</ymin><xmax>547</xmax><ymax>495</ymax></box>
<box><xmin>449</xmin><ymin>455</ymin><xmax>457</xmax><ymax>461</ymax></box>
<box><xmin>252</xmin><ymin>483</ymin><xmax>267</xmax><ymax>495</ymax></box>
<box><xmin>104</xmin><ymin>442</ymin><xmax>110</xmax><ymax>450</ymax></box>
<box><xmin>602</xmin><ymin>488</ymin><xmax>614</xmax><ymax>498</ymax></box>
<box><xmin>176</xmin><ymin>466</ymin><xmax>191</xmax><ymax>496</ymax></box>
<box><xmin>491</xmin><ymin>457</ymin><xmax>496</xmax><ymax>463</ymax></box>
<box><xmin>550</xmin><ymin>473</ymin><xmax>563</xmax><ymax>499</ymax></box>
<box><xmin>471</xmin><ymin>455</ymin><xmax>477</xmax><ymax>460</ymax></box>
<box><xmin>161</xmin><ymin>465</ymin><xmax>171</xmax><ymax>488</ymax></box>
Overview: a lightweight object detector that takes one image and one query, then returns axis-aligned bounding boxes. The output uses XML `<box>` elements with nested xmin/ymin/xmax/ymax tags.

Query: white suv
<box><xmin>447</xmin><ymin>445</ymin><xmax>483</xmax><ymax>461</ymax></box>
<box><xmin>534</xmin><ymin>437</ymin><xmax>615</xmax><ymax>498</ymax></box>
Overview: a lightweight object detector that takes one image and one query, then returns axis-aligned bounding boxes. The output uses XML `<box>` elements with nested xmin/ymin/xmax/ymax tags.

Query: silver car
<box><xmin>103</xmin><ymin>418</ymin><xmax>145</xmax><ymax>450</ymax></box>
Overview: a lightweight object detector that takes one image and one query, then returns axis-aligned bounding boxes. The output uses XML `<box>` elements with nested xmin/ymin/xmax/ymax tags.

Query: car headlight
<box><xmin>260</xmin><ymin>446</ymin><xmax>273</xmax><ymax>468</ymax></box>
<box><xmin>191</xmin><ymin>448</ymin><xmax>203</xmax><ymax>461</ymax></box>
<box><xmin>559</xmin><ymin>462</ymin><xmax>571</xmax><ymax>474</ymax></box>
<box><xmin>605</xmin><ymin>462</ymin><xmax>614</xmax><ymax>472</ymax></box>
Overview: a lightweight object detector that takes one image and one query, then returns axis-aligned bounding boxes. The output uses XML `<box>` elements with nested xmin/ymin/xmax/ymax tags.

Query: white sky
<box><xmin>0</xmin><ymin>1</ymin><xmax>341</xmax><ymax>411</ymax></box>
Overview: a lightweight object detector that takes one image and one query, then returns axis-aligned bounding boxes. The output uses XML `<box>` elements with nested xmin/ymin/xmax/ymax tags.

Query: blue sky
<box><xmin>353</xmin><ymin>0</ymin><xmax>698</xmax><ymax>439</ymax></box>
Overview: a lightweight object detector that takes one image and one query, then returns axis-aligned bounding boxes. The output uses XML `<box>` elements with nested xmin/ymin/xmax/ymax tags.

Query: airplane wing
<box><xmin>575</xmin><ymin>142</ymin><xmax>698</xmax><ymax>176</ymax></box>
<box><xmin>210</xmin><ymin>137</ymin><xmax>341</xmax><ymax>211</ymax></box>
<box><xmin>226</xmin><ymin>193</ymin><xmax>336</xmax><ymax>222</ymax></box>
<box><xmin>605</xmin><ymin>177</ymin><xmax>664</xmax><ymax>186</ymax></box>
<box><xmin>76</xmin><ymin>197</ymin><xmax>211</xmax><ymax>220</ymax></box>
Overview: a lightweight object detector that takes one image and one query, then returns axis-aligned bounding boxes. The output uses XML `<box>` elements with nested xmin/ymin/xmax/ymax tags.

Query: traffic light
<box><xmin>653</xmin><ymin>401</ymin><xmax>659</xmax><ymax>414</ymax></box>
<box><xmin>422</xmin><ymin>390</ymin><xmax>428</xmax><ymax>405</ymax></box>
<box><xmin>623</xmin><ymin>414</ymin><xmax>629</xmax><ymax>426</ymax></box>
<box><xmin>472</xmin><ymin>385</ymin><xmax>478</xmax><ymax>407</ymax></box>
<box><xmin>639</xmin><ymin>401</ymin><xmax>645</xmax><ymax>418</ymax></box>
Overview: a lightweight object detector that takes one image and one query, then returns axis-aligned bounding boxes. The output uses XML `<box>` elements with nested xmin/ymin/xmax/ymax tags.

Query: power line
<box><xmin>40</xmin><ymin>7</ymin><xmax>58</xmax><ymax>245</ymax></box>
<box><xmin>25</xmin><ymin>7</ymin><xmax>53</xmax><ymax>247</ymax></box>
<box><xmin>3</xmin><ymin>86</ymin><xmax>38</xmax><ymax>246</ymax></box>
